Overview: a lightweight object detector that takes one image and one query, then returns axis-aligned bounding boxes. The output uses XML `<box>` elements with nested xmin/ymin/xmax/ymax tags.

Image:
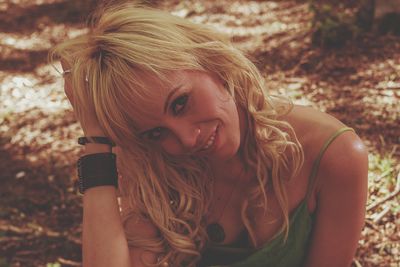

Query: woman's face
<box><xmin>131</xmin><ymin>70</ymin><xmax>243</xmax><ymax>164</ymax></box>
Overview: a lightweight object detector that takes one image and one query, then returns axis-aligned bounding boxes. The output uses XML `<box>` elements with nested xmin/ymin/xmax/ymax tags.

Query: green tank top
<box><xmin>199</xmin><ymin>127</ymin><xmax>354</xmax><ymax>267</ymax></box>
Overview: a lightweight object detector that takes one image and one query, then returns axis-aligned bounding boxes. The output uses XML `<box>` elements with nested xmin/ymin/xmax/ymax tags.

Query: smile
<box><xmin>199</xmin><ymin>125</ymin><xmax>219</xmax><ymax>152</ymax></box>
<box><xmin>202</xmin><ymin>131</ymin><xmax>216</xmax><ymax>150</ymax></box>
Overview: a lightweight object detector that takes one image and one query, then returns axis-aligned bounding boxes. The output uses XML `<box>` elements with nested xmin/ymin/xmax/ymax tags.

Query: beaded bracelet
<box><xmin>77</xmin><ymin>153</ymin><xmax>118</xmax><ymax>194</ymax></box>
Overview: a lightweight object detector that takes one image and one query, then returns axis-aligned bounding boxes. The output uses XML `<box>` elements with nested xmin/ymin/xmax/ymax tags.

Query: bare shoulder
<box><xmin>283</xmin><ymin>104</ymin><xmax>368</xmax><ymax>199</ymax></box>
<box><xmin>286</xmin><ymin>104</ymin><xmax>368</xmax><ymax>179</ymax></box>
<box><xmin>317</xmin><ymin>127</ymin><xmax>369</xmax><ymax>194</ymax></box>
<box><xmin>289</xmin><ymin>105</ymin><xmax>368</xmax><ymax>181</ymax></box>
<box><xmin>283</xmin><ymin>105</ymin><xmax>346</xmax><ymax>164</ymax></box>
<box><xmin>283</xmin><ymin>105</ymin><xmax>346</xmax><ymax>141</ymax></box>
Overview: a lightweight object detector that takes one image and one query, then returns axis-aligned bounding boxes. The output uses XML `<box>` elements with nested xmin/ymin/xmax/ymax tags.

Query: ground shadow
<box><xmin>0</xmin><ymin>137</ymin><xmax>82</xmax><ymax>266</ymax></box>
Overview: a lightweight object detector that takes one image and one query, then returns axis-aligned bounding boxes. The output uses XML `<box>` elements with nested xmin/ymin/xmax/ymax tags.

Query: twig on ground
<box><xmin>352</xmin><ymin>258</ymin><xmax>362</xmax><ymax>267</ymax></box>
<box><xmin>58</xmin><ymin>257</ymin><xmax>82</xmax><ymax>266</ymax></box>
<box><xmin>372</xmin><ymin>206</ymin><xmax>391</xmax><ymax>224</ymax></box>
<box><xmin>0</xmin><ymin>222</ymin><xmax>32</xmax><ymax>234</ymax></box>
<box><xmin>364</xmin><ymin>218</ymin><xmax>381</xmax><ymax>232</ymax></box>
<box><xmin>367</xmin><ymin>170</ymin><xmax>400</xmax><ymax>212</ymax></box>
<box><xmin>66</xmin><ymin>235</ymin><xmax>82</xmax><ymax>245</ymax></box>
<box><xmin>373</xmin><ymin>167</ymin><xmax>393</xmax><ymax>182</ymax></box>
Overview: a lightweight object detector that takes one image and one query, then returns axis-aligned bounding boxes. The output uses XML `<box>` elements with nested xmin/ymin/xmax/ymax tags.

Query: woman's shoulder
<box><xmin>284</xmin><ymin>104</ymin><xmax>345</xmax><ymax>137</ymax></box>
<box><xmin>284</xmin><ymin>104</ymin><xmax>368</xmax><ymax>197</ymax></box>
<box><xmin>282</xmin><ymin>104</ymin><xmax>348</xmax><ymax>156</ymax></box>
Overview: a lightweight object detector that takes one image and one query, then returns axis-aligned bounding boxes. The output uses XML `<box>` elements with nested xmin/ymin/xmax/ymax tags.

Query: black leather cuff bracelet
<box><xmin>78</xmin><ymin>136</ymin><xmax>116</xmax><ymax>147</ymax></box>
<box><xmin>77</xmin><ymin>153</ymin><xmax>118</xmax><ymax>194</ymax></box>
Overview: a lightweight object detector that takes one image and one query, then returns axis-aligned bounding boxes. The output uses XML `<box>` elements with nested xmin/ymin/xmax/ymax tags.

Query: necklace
<box><xmin>206</xmin><ymin>171</ymin><xmax>244</xmax><ymax>243</ymax></box>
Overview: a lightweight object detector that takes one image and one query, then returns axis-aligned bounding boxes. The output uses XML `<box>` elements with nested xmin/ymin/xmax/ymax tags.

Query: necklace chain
<box><xmin>215</xmin><ymin>175</ymin><xmax>242</xmax><ymax>222</ymax></box>
<box><xmin>207</xmin><ymin>168</ymin><xmax>245</xmax><ymax>243</ymax></box>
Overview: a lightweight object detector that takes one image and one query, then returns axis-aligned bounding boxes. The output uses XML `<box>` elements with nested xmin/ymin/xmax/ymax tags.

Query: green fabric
<box><xmin>203</xmin><ymin>127</ymin><xmax>354</xmax><ymax>267</ymax></box>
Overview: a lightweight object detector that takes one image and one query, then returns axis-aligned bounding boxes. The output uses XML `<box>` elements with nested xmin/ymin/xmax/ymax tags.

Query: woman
<box><xmin>51</xmin><ymin>3</ymin><xmax>368</xmax><ymax>267</ymax></box>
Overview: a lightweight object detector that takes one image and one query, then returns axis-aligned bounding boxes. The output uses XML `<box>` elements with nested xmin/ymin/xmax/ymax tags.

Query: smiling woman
<box><xmin>49</xmin><ymin>2</ymin><xmax>368</xmax><ymax>267</ymax></box>
<box><xmin>132</xmin><ymin>70</ymin><xmax>241</xmax><ymax>161</ymax></box>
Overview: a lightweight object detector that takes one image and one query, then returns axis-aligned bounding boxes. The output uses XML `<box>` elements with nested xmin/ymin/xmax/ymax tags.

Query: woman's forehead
<box><xmin>137</xmin><ymin>70</ymin><xmax>185</xmax><ymax>105</ymax></box>
<box><xmin>122</xmin><ymin>70</ymin><xmax>186</xmax><ymax>128</ymax></box>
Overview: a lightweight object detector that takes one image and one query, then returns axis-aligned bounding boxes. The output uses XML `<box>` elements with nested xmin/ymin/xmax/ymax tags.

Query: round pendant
<box><xmin>206</xmin><ymin>223</ymin><xmax>225</xmax><ymax>243</ymax></box>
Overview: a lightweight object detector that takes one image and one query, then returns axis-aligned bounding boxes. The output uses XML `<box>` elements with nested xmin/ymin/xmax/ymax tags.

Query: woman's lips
<box><xmin>198</xmin><ymin>125</ymin><xmax>219</xmax><ymax>154</ymax></box>
<box><xmin>202</xmin><ymin>130</ymin><xmax>216</xmax><ymax>150</ymax></box>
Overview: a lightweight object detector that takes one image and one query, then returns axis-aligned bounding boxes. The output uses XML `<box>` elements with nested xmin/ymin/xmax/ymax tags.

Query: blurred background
<box><xmin>0</xmin><ymin>0</ymin><xmax>399</xmax><ymax>266</ymax></box>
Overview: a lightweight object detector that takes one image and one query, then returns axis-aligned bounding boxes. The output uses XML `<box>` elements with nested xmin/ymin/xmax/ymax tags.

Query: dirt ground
<box><xmin>0</xmin><ymin>0</ymin><xmax>399</xmax><ymax>266</ymax></box>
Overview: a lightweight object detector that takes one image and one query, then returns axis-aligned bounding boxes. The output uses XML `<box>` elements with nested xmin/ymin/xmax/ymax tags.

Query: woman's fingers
<box><xmin>60</xmin><ymin>59</ymin><xmax>74</xmax><ymax>104</ymax></box>
<box><xmin>59</xmin><ymin>60</ymin><xmax>106</xmax><ymax>136</ymax></box>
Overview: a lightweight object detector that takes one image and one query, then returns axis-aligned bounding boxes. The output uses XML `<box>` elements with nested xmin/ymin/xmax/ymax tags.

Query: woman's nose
<box><xmin>170</xmin><ymin>123</ymin><xmax>201</xmax><ymax>151</ymax></box>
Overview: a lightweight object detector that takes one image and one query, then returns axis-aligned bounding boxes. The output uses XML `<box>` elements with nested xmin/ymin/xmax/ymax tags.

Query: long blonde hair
<box><xmin>50</xmin><ymin>3</ymin><xmax>303</xmax><ymax>266</ymax></box>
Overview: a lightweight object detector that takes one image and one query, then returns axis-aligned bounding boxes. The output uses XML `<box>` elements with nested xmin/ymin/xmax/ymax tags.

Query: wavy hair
<box><xmin>50</xmin><ymin>3</ymin><xmax>304</xmax><ymax>266</ymax></box>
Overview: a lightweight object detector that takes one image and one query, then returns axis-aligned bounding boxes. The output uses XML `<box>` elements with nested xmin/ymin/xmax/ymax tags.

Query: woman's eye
<box><xmin>146</xmin><ymin>127</ymin><xmax>164</xmax><ymax>141</ymax></box>
<box><xmin>171</xmin><ymin>94</ymin><xmax>188</xmax><ymax>115</ymax></box>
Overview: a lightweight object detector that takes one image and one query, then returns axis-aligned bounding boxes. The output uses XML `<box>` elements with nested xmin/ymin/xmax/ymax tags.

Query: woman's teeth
<box><xmin>202</xmin><ymin>132</ymin><xmax>216</xmax><ymax>150</ymax></box>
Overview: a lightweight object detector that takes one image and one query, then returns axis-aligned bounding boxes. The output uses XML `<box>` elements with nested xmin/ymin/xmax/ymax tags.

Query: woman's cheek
<box><xmin>161</xmin><ymin>138</ymin><xmax>182</xmax><ymax>156</ymax></box>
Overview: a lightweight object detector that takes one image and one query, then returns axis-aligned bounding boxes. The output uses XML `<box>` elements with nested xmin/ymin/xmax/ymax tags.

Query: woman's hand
<box><xmin>61</xmin><ymin>60</ymin><xmax>111</xmax><ymax>154</ymax></box>
<box><xmin>61</xmin><ymin>60</ymin><xmax>105</xmax><ymax>137</ymax></box>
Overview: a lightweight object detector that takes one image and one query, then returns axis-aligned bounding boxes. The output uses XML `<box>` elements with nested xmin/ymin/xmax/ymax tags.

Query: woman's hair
<box><xmin>50</xmin><ymin>3</ymin><xmax>304</xmax><ymax>266</ymax></box>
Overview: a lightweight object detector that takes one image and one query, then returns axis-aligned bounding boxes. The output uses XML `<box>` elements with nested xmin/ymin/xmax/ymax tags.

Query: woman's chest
<box><xmin>207</xmin><ymin>168</ymin><xmax>315</xmax><ymax>247</ymax></box>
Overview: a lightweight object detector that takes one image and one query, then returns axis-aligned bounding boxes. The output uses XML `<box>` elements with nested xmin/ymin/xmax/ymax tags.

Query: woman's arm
<box><xmin>82</xmin><ymin>144</ymin><xmax>158</xmax><ymax>267</ymax></box>
<box><xmin>61</xmin><ymin>61</ymin><xmax>155</xmax><ymax>267</ymax></box>
<box><xmin>82</xmin><ymin>175</ymin><xmax>131</xmax><ymax>266</ymax></box>
<box><xmin>304</xmin><ymin>131</ymin><xmax>368</xmax><ymax>267</ymax></box>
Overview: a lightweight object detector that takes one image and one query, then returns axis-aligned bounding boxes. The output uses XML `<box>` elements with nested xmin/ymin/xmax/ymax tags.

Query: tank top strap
<box><xmin>305</xmin><ymin>127</ymin><xmax>354</xmax><ymax>200</ymax></box>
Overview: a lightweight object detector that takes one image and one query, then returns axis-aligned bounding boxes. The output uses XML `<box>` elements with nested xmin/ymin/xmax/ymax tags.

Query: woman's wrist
<box><xmin>80</xmin><ymin>130</ymin><xmax>113</xmax><ymax>154</ymax></box>
<box><xmin>84</xmin><ymin>143</ymin><xmax>112</xmax><ymax>155</ymax></box>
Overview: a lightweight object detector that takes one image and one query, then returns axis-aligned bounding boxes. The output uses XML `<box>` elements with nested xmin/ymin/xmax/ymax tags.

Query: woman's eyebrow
<box><xmin>163</xmin><ymin>85</ymin><xmax>183</xmax><ymax>114</ymax></box>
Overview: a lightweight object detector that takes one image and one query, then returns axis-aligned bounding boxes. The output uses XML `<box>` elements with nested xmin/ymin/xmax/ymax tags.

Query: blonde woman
<box><xmin>51</xmin><ymin>3</ymin><xmax>368</xmax><ymax>267</ymax></box>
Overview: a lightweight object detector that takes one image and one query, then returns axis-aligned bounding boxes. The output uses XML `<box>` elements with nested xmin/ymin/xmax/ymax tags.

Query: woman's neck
<box><xmin>211</xmin><ymin>156</ymin><xmax>244</xmax><ymax>182</ymax></box>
